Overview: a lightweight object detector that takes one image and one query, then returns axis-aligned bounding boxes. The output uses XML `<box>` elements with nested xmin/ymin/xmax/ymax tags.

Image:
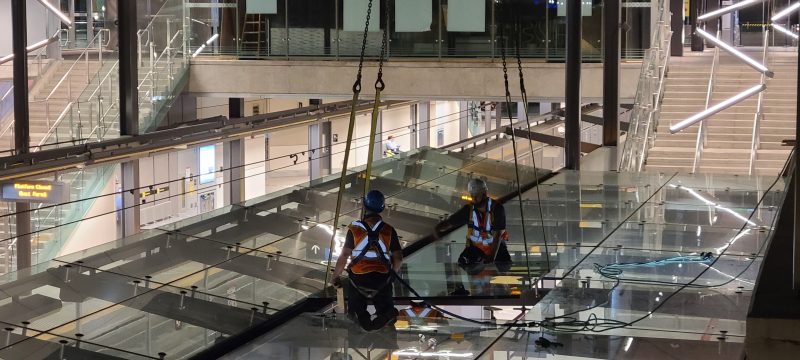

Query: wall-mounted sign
<box><xmin>1</xmin><ymin>180</ymin><xmax>65</xmax><ymax>204</ymax></box>
<box><xmin>141</xmin><ymin>186</ymin><xmax>170</xmax><ymax>198</ymax></box>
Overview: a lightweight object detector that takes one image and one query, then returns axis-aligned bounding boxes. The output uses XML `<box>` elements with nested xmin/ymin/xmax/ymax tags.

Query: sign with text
<box><xmin>1</xmin><ymin>180</ymin><xmax>65</xmax><ymax>204</ymax></box>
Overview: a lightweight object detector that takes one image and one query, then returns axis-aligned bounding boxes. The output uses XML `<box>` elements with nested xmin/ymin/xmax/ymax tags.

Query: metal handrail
<box><xmin>0</xmin><ymin>29</ymin><xmax>62</xmax><ymax>65</ymax></box>
<box><xmin>637</xmin><ymin>22</ymin><xmax>673</xmax><ymax>171</ymax></box>
<box><xmin>36</xmin><ymin>102</ymin><xmax>74</xmax><ymax>149</ymax></box>
<box><xmin>619</xmin><ymin>0</ymin><xmax>671</xmax><ymax>172</ymax></box>
<box><xmin>138</xmin><ymin>30</ymin><xmax>182</xmax><ymax>86</ymax></box>
<box><xmin>749</xmin><ymin>29</ymin><xmax>770</xmax><ymax>175</ymax></box>
<box><xmin>0</xmin><ymin>47</ymin><xmax>52</xmax><ymax>144</ymax></box>
<box><xmin>82</xmin><ymin>61</ymin><xmax>119</xmax><ymax>102</ymax></box>
<box><xmin>45</xmin><ymin>29</ymin><xmax>109</xmax><ymax>101</ymax></box>
<box><xmin>34</xmin><ymin>29</ymin><xmax>109</xmax><ymax>148</ymax></box>
<box><xmin>692</xmin><ymin>31</ymin><xmax>721</xmax><ymax>173</ymax></box>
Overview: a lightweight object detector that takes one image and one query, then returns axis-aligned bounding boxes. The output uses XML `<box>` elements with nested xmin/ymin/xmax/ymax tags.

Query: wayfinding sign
<box><xmin>1</xmin><ymin>180</ymin><xmax>66</xmax><ymax>204</ymax></box>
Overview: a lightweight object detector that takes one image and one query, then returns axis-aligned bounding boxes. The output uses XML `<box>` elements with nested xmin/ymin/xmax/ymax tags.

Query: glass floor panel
<box><xmin>483</xmin><ymin>331</ymin><xmax>743</xmax><ymax>359</ymax></box>
<box><xmin>0</xmin><ymin>147</ymin><xmax>788</xmax><ymax>359</ymax></box>
<box><xmin>220</xmin><ymin>313</ymin><xmax>510</xmax><ymax>360</ymax></box>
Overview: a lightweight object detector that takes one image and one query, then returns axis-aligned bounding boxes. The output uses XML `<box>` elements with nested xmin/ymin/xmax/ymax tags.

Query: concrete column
<box><xmin>119</xmin><ymin>0</ymin><xmax>138</xmax><ymax>136</ymax></box>
<box><xmin>410</xmin><ymin>104</ymin><xmax>418</xmax><ymax>150</ymax></box>
<box><xmin>705</xmin><ymin>0</ymin><xmax>721</xmax><ymax>48</ymax></box>
<box><xmin>484</xmin><ymin>104</ymin><xmax>492</xmax><ymax>131</ymax></box>
<box><xmin>495</xmin><ymin>103</ymin><xmax>502</xmax><ymax>130</ymax></box>
<box><xmin>418</xmin><ymin>102</ymin><xmax>430</xmax><ymax>147</ymax></box>
<box><xmin>309</xmin><ymin>122</ymin><xmax>321</xmax><ymax>181</ymax></box>
<box><xmin>309</xmin><ymin>120</ymin><xmax>333</xmax><ymax>182</ymax></box>
<box><xmin>374</xmin><ymin>110</ymin><xmax>383</xmax><ymax>160</ymax></box>
<box><xmin>13</xmin><ymin>0</ymin><xmax>31</xmax><ymax>269</ymax></box>
<box><xmin>86</xmin><ymin>0</ymin><xmax>94</xmax><ymax>40</ymax></box>
<box><xmin>670</xmin><ymin>0</ymin><xmax>684</xmax><ymax>57</ymax></box>
<box><xmin>264</xmin><ymin>133</ymin><xmax>270</xmax><ymax>191</ymax></box>
<box><xmin>459</xmin><ymin>101</ymin><xmax>469</xmax><ymax>139</ymax></box>
<box><xmin>565</xmin><ymin>0</ymin><xmax>582</xmax><ymax>170</ymax></box>
<box><xmin>121</xmin><ymin>161</ymin><xmax>141</xmax><ymax>237</ymax></box>
<box><xmin>68</xmin><ymin>0</ymin><xmax>76</xmax><ymax>48</ymax></box>
<box><xmin>223</xmin><ymin>139</ymin><xmax>245</xmax><ymax>206</ymax></box>
<box><xmin>690</xmin><ymin>0</ymin><xmax>704</xmax><ymax>52</ymax></box>
<box><xmin>517</xmin><ymin>102</ymin><xmax>526</xmax><ymax>122</ymax></box>
<box><xmin>602</xmin><ymin>0</ymin><xmax>620</xmax><ymax>147</ymax></box>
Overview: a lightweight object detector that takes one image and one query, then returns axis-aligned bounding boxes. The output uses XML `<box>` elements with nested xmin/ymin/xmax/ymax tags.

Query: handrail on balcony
<box><xmin>749</xmin><ymin>29</ymin><xmax>771</xmax><ymax>175</ymax></box>
<box><xmin>618</xmin><ymin>0</ymin><xmax>671</xmax><ymax>172</ymax></box>
<box><xmin>0</xmin><ymin>46</ymin><xmax>52</xmax><ymax>149</ymax></box>
<box><xmin>35</xmin><ymin>29</ymin><xmax>110</xmax><ymax>148</ymax></box>
<box><xmin>691</xmin><ymin>30</ymin><xmax>721</xmax><ymax>174</ymax></box>
<box><xmin>0</xmin><ymin>29</ymin><xmax>62</xmax><ymax>66</ymax></box>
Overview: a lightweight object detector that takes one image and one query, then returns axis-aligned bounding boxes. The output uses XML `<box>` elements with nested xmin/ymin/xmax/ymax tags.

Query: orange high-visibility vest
<box><xmin>348</xmin><ymin>220</ymin><xmax>395</xmax><ymax>274</ymax></box>
<box><xmin>401</xmin><ymin>307</ymin><xmax>442</xmax><ymax>318</ymax></box>
<box><xmin>467</xmin><ymin>199</ymin><xmax>495</xmax><ymax>256</ymax></box>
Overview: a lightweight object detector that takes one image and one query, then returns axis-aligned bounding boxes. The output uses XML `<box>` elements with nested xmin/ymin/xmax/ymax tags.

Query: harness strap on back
<box><xmin>347</xmin><ymin>220</ymin><xmax>392</xmax><ymax>270</ymax></box>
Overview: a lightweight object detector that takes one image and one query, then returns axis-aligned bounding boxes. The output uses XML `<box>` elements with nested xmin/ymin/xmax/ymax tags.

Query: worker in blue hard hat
<box><xmin>333</xmin><ymin>190</ymin><xmax>403</xmax><ymax>331</ymax></box>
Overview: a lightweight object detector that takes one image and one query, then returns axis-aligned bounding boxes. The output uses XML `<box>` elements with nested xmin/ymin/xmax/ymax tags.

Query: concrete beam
<box><xmin>188</xmin><ymin>60</ymin><xmax>642</xmax><ymax>102</ymax></box>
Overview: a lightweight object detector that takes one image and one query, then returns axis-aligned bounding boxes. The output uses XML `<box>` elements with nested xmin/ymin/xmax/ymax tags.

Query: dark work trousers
<box><xmin>347</xmin><ymin>272</ymin><xmax>394</xmax><ymax>324</ymax></box>
<box><xmin>494</xmin><ymin>242</ymin><xmax>511</xmax><ymax>263</ymax></box>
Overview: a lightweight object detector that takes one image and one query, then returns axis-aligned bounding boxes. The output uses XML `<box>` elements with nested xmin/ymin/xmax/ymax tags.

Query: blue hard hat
<box><xmin>364</xmin><ymin>190</ymin><xmax>385</xmax><ymax>213</ymax></box>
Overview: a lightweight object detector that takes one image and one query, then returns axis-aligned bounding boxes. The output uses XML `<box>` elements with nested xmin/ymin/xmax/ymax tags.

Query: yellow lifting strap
<box><xmin>324</xmin><ymin>0</ymin><xmax>376</xmax><ymax>286</ymax></box>
<box><xmin>362</xmin><ymin>0</ymin><xmax>390</xmax><ymax>200</ymax></box>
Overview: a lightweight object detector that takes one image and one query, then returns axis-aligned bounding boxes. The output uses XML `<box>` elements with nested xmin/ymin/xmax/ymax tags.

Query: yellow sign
<box><xmin>579</xmin><ymin>203</ymin><xmax>603</xmax><ymax>209</ymax></box>
<box><xmin>684</xmin><ymin>0</ymin><xmax>689</xmax><ymax>18</ymax></box>
<box><xmin>1</xmin><ymin>180</ymin><xmax>65</xmax><ymax>203</ymax></box>
<box><xmin>140</xmin><ymin>186</ymin><xmax>170</xmax><ymax>198</ymax></box>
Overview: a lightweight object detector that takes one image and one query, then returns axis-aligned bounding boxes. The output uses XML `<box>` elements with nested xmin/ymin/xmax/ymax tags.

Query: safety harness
<box><xmin>348</xmin><ymin>220</ymin><xmax>391</xmax><ymax>269</ymax></box>
<box><xmin>346</xmin><ymin>220</ymin><xmax>394</xmax><ymax>299</ymax></box>
<box><xmin>402</xmin><ymin>307</ymin><xmax>432</xmax><ymax>318</ymax></box>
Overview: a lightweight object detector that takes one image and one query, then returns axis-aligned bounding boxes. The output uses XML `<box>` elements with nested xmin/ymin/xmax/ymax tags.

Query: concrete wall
<box><xmin>0</xmin><ymin>0</ymin><xmax>61</xmax><ymax>56</ymax></box>
<box><xmin>187</xmin><ymin>59</ymin><xmax>642</xmax><ymax>102</ymax></box>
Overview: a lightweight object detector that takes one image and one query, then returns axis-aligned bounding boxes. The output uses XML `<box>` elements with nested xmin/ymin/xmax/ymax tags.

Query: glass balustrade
<box><xmin>187</xmin><ymin>0</ymin><xmax>651</xmax><ymax>61</ymax></box>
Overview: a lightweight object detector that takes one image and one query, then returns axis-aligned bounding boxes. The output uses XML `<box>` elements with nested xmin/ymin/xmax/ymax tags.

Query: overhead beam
<box><xmin>504</xmin><ymin>127</ymin><xmax>601</xmax><ymax>154</ymax></box>
<box><xmin>0</xmin><ymin>100</ymin><xmax>406</xmax><ymax>181</ymax></box>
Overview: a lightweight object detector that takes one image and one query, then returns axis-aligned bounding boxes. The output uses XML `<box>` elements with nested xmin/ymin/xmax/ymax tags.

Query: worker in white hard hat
<box><xmin>438</xmin><ymin>178</ymin><xmax>511</xmax><ymax>268</ymax></box>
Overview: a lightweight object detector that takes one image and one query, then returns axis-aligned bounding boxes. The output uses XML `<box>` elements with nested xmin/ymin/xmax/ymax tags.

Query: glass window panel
<box><xmin>446</xmin><ymin>0</ymin><xmax>485</xmax><ymax>32</ymax></box>
<box><xmin>395</xmin><ymin>0</ymin><xmax>432</xmax><ymax>32</ymax></box>
<box><xmin>246</xmin><ymin>0</ymin><xmax>277</xmax><ymax>14</ymax></box>
<box><xmin>343</xmin><ymin>0</ymin><xmax>380</xmax><ymax>32</ymax></box>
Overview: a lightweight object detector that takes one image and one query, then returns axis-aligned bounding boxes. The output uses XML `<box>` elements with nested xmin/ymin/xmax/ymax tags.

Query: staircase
<box><xmin>0</xmin><ymin>0</ymin><xmax>190</xmax><ymax>275</ymax></box>
<box><xmin>646</xmin><ymin>49</ymin><xmax>796</xmax><ymax>176</ymax></box>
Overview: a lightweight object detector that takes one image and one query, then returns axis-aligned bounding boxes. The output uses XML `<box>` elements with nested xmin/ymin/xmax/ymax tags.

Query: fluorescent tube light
<box><xmin>696</xmin><ymin>28</ymin><xmax>773</xmax><ymax>77</ymax></box>
<box><xmin>772</xmin><ymin>2</ymin><xmax>800</xmax><ymax>21</ymax></box>
<box><xmin>205</xmin><ymin>34</ymin><xmax>219</xmax><ymax>46</ymax></box>
<box><xmin>698</xmin><ymin>0</ymin><xmax>761</xmax><ymax>21</ymax></box>
<box><xmin>35</xmin><ymin>0</ymin><xmax>73</xmax><ymax>27</ymax></box>
<box><xmin>669</xmin><ymin>84</ymin><xmax>766</xmax><ymax>133</ymax></box>
<box><xmin>772</xmin><ymin>23</ymin><xmax>799</xmax><ymax>39</ymax></box>
<box><xmin>192</xmin><ymin>44</ymin><xmax>207</xmax><ymax>58</ymax></box>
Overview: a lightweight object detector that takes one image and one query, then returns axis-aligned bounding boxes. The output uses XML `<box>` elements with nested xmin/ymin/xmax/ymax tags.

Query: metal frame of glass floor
<box><xmin>0</xmin><ymin>146</ymin><xmax>788</xmax><ymax>359</ymax></box>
